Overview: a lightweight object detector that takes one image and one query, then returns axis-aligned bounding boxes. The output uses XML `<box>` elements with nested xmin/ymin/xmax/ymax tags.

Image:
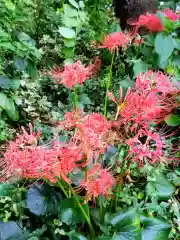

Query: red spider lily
<box><xmin>126</xmin><ymin>129</ymin><xmax>166</xmax><ymax>166</ymax></box>
<box><xmin>58</xmin><ymin>111</ymin><xmax>113</xmax><ymax>159</ymax></box>
<box><xmin>51</xmin><ymin>58</ymin><xmax>101</xmax><ymax>89</ymax></box>
<box><xmin>163</xmin><ymin>8</ymin><xmax>179</xmax><ymax>22</ymax></box>
<box><xmin>80</xmin><ymin>163</ymin><xmax>115</xmax><ymax>201</ymax></box>
<box><xmin>136</xmin><ymin>71</ymin><xmax>180</xmax><ymax>96</ymax></box>
<box><xmin>109</xmin><ymin>71</ymin><xmax>179</xmax><ymax>124</ymax></box>
<box><xmin>0</xmin><ymin>124</ymin><xmax>85</xmax><ymax>184</ymax></box>
<box><xmin>128</xmin><ymin>13</ymin><xmax>164</xmax><ymax>34</ymax></box>
<box><xmin>99</xmin><ymin>32</ymin><xmax>130</xmax><ymax>52</ymax></box>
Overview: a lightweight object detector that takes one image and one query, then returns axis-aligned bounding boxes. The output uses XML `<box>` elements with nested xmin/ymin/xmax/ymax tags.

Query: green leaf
<box><xmin>58</xmin><ymin>27</ymin><xmax>76</xmax><ymax>39</ymax></box>
<box><xmin>133</xmin><ymin>60</ymin><xmax>150</xmax><ymax>78</ymax></box>
<box><xmin>141</xmin><ymin>215</ymin><xmax>171</xmax><ymax>240</ymax></box>
<box><xmin>4</xmin><ymin>0</ymin><xmax>15</xmax><ymax>11</ymax></box>
<box><xmin>63</xmin><ymin>47</ymin><xmax>74</xmax><ymax>58</ymax></box>
<box><xmin>26</xmin><ymin>183</ymin><xmax>62</xmax><ymax>216</ymax></box>
<box><xmin>155</xmin><ymin>33</ymin><xmax>174</xmax><ymax>61</ymax></box>
<box><xmin>68</xmin><ymin>0</ymin><xmax>79</xmax><ymax>9</ymax></box>
<box><xmin>0</xmin><ymin>93</ymin><xmax>8</xmax><ymax>109</ymax></box>
<box><xmin>94</xmin><ymin>237</ymin><xmax>111</xmax><ymax>240</ymax></box>
<box><xmin>61</xmin><ymin>14</ymin><xmax>79</xmax><ymax>28</ymax></box>
<box><xmin>0</xmin><ymin>183</ymin><xmax>15</xmax><ymax>197</ymax></box>
<box><xmin>105</xmin><ymin>208</ymin><xmax>141</xmax><ymax>240</ymax></box>
<box><xmin>173</xmin><ymin>38</ymin><xmax>180</xmax><ymax>50</ymax></box>
<box><xmin>68</xmin><ymin>231</ymin><xmax>88</xmax><ymax>240</ymax></box>
<box><xmin>0</xmin><ymin>76</ymin><xmax>12</xmax><ymax>89</ymax></box>
<box><xmin>63</xmin><ymin>4</ymin><xmax>78</xmax><ymax>17</ymax></box>
<box><xmin>60</xmin><ymin>197</ymin><xmax>88</xmax><ymax>225</ymax></box>
<box><xmin>0</xmin><ymin>221</ymin><xmax>23</xmax><ymax>240</ymax></box>
<box><xmin>5</xmin><ymin>98</ymin><xmax>19</xmax><ymax>121</ymax></box>
<box><xmin>64</xmin><ymin>38</ymin><xmax>76</xmax><ymax>47</ymax></box>
<box><xmin>147</xmin><ymin>173</ymin><xmax>175</xmax><ymax>200</ymax></box>
<box><xmin>0</xmin><ymin>42</ymin><xmax>15</xmax><ymax>51</ymax></box>
<box><xmin>164</xmin><ymin>114</ymin><xmax>180</xmax><ymax>127</ymax></box>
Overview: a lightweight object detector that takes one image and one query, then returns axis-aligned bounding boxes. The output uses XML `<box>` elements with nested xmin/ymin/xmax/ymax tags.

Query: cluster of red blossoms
<box><xmin>0</xmin><ymin>9</ymin><xmax>179</xmax><ymax>201</ymax></box>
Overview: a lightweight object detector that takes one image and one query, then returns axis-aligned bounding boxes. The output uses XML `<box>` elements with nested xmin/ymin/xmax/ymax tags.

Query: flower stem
<box><xmin>74</xmin><ymin>85</ymin><xmax>78</xmax><ymax>111</ymax></box>
<box><xmin>58</xmin><ymin>180</ymin><xmax>69</xmax><ymax>198</ymax></box>
<box><xmin>69</xmin><ymin>184</ymin><xmax>95</xmax><ymax>238</ymax></box>
<box><xmin>104</xmin><ymin>51</ymin><xmax>115</xmax><ymax>117</ymax></box>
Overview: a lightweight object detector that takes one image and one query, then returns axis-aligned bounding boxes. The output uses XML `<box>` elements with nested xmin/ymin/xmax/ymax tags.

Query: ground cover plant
<box><xmin>0</xmin><ymin>0</ymin><xmax>180</xmax><ymax>239</ymax></box>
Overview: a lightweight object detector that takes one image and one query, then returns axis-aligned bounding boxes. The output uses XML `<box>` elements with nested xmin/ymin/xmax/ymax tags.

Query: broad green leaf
<box><xmin>172</xmin><ymin>56</ymin><xmax>180</xmax><ymax>68</ymax></box>
<box><xmin>4</xmin><ymin>0</ymin><xmax>15</xmax><ymax>11</ymax></box>
<box><xmin>64</xmin><ymin>38</ymin><xmax>76</xmax><ymax>47</ymax></box>
<box><xmin>78</xmin><ymin>11</ymin><xmax>87</xmax><ymax>22</ymax></box>
<box><xmin>105</xmin><ymin>208</ymin><xmax>141</xmax><ymax>240</ymax></box>
<box><xmin>60</xmin><ymin>197</ymin><xmax>88</xmax><ymax>225</ymax></box>
<box><xmin>133</xmin><ymin>60</ymin><xmax>150</xmax><ymax>78</ymax></box>
<box><xmin>112</xmin><ymin>226</ymin><xmax>141</xmax><ymax>240</ymax></box>
<box><xmin>0</xmin><ymin>76</ymin><xmax>12</xmax><ymax>89</ymax></box>
<box><xmin>61</xmin><ymin>14</ymin><xmax>79</xmax><ymax>28</ymax></box>
<box><xmin>94</xmin><ymin>237</ymin><xmax>111</xmax><ymax>240</ymax></box>
<box><xmin>26</xmin><ymin>183</ymin><xmax>62</xmax><ymax>216</ymax></box>
<box><xmin>0</xmin><ymin>93</ymin><xmax>8</xmax><ymax>109</ymax></box>
<box><xmin>0</xmin><ymin>221</ymin><xmax>23</xmax><ymax>240</ymax></box>
<box><xmin>164</xmin><ymin>114</ymin><xmax>180</xmax><ymax>127</ymax></box>
<box><xmin>141</xmin><ymin>215</ymin><xmax>171</xmax><ymax>240</ymax></box>
<box><xmin>68</xmin><ymin>0</ymin><xmax>79</xmax><ymax>9</ymax></box>
<box><xmin>0</xmin><ymin>30</ymin><xmax>9</xmax><ymax>39</ymax></box>
<box><xmin>0</xmin><ymin>183</ymin><xmax>14</xmax><ymax>197</ymax></box>
<box><xmin>63</xmin><ymin>4</ymin><xmax>78</xmax><ymax>17</ymax></box>
<box><xmin>68</xmin><ymin>231</ymin><xmax>88</xmax><ymax>240</ymax></box>
<box><xmin>58</xmin><ymin>27</ymin><xmax>76</xmax><ymax>39</ymax></box>
<box><xmin>63</xmin><ymin>47</ymin><xmax>74</xmax><ymax>58</ymax></box>
<box><xmin>0</xmin><ymin>42</ymin><xmax>15</xmax><ymax>51</ymax></box>
<box><xmin>5</xmin><ymin>98</ymin><xmax>19</xmax><ymax>121</ymax></box>
<box><xmin>155</xmin><ymin>33</ymin><xmax>174</xmax><ymax>61</ymax></box>
<box><xmin>147</xmin><ymin>173</ymin><xmax>175</xmax><ymax>200</ymax></box>
<box><xmin>173</xmin><ymin>38</ymin><xmax>180</xmax><ymax>50</ymax></box>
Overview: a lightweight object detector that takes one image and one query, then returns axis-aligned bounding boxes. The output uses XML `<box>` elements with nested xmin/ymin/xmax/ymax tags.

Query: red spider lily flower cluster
<box><xmin>163</xmin><ymin>8</ymin><xmax>179</xmax><ymax>22</ymax></box>
<box><xmin>99</xmin><ymin>32</ymin><xmax>131</xmax><ymax>52</ymax></box>
<box><xmin>128</xmin><ymin>13</ymin><xmax>164</xmax><ymax>34</ymax></box>
<box><xmin>80</xmin><ymin>164</ymin><xmax>115</xmax><ymax>201</ymax></box>
<box><xmin>126</xmin><ymin>129</ymin><xmax>166</xmax><ymax>166</ymax></box>
<box><xmin>58</xmin><ymin>111</ymin><xmax>113</xmax><ymax>159</ymax></box>
<box><xmin>108</xmin><ymin>70</ymin><xmax>179</xmax><ymax>165</ymax></box>
<box><xmin>0</xmin><ymin>125</ymin><xmax>85</xmax><ymax>184</ymax></box>
<box><xmin>109</xmin><ymin>71</ymin><xmax>179</xmax><ymax>125</ymax></box>
<box><xmin>51</xmin><ymin>58</ymin><xmax>101</xmax><ymax>89</ymax></box>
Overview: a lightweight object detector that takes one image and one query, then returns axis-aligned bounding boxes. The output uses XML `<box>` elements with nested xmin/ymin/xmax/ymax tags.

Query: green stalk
<box><xmin>69</xmin><ymin>184</ymin><xmax>95</xmax><ymax>238</ymax></box>
<box><xmin>74</xmin><ymin>85</ymin><xmax>78</xmax><ymax>111</ymax></box>
<box><xmin>58</xmin><ymin>180</ymin><xmax>69</xmax><ymax>198</ymax></box>
<box><xmin>103</xmin><ymin>51</ymin><xmax>115</xmax><ymax>117</ymax></box>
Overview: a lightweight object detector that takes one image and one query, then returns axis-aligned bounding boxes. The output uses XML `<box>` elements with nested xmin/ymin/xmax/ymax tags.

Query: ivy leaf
<box><xmin>155</xmin><ymin>33</ymin><xmax>174</xmax><ymax>61</ymax></box>
<box><xmin>63</xmin><ymin>4</ymin><xmax>78</xmax><ymax>17</ymax></box>
<box><xmin>26</xmin><ymin>183</ymin><xmax>62</xmax><ymax>216</ymax></box>
<box><xmin>141</xmin><ymin>215</ymin><xmax>171</xmax><ymax>240</ymax></box>
<box><xmin>165</xmin><ymin>114</ymin><xmax>180</xmax><ymax>127</ymax></box>
<box><xmin>58</xmin><ymin>27</ymin><xmax>76</xmax><ymax>39</ymax></box>
<box><xmin>68</xmin><ymin>0</ymin><xmax>79</xmax><ymax>9</ymax></box>
<box><xmin>0</xmin><ymin>221</ymin><xmax>23</xmax><ymax>240</ymax></box>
